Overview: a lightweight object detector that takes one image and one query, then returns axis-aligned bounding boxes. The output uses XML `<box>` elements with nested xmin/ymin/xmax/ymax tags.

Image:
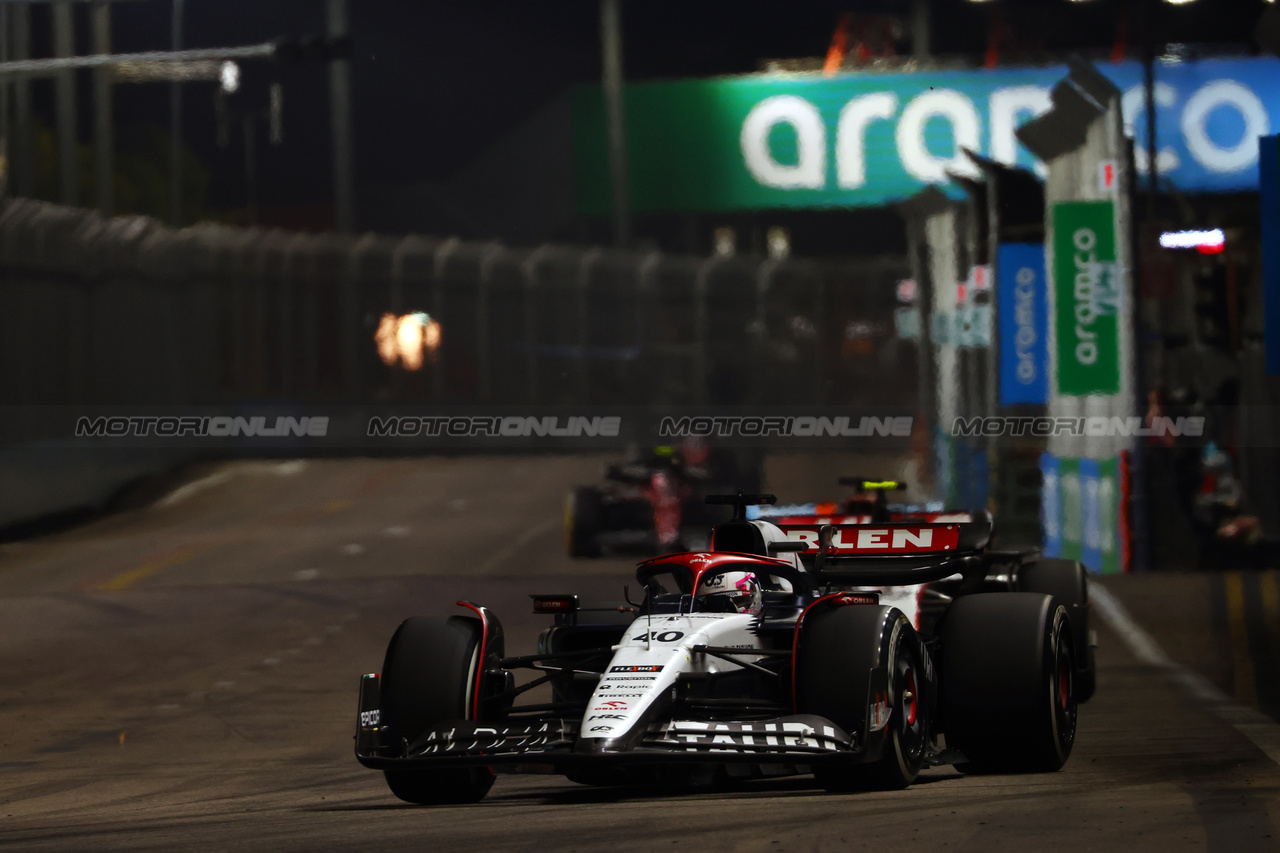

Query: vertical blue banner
<box><xmin>1079</xmin><ymin>457</ymin><xmax>1102</xmax><ymax>573</ymax></box>
<box><xmin>997</xmin><ymin>243</ymin><xmax>1049</xmax><ymax>405</ymax></box>
<box><xmin>1040</xmin><ymin>452</ymin><xmax>1062</xmax><ymax>558</ymax></box>
<box><xmin>1262</xmin><ymin>135</ymin><xmax>1280</xmax><ymax>376</ymax></box>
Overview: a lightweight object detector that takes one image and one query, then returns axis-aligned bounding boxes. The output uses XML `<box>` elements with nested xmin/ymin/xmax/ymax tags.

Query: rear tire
<box><xmin>1020</xmin><ymin>558</ymin><xmax>1095</xmax><ymax>702</ymax></box>
<box><xmin>379</xmin><ymin>616</ymin><xmax>496</xmax><ymax>805</ymax></box>
<box><xmin>941</xmin><ymin>593</ymin><xmax>1077</xmax><ymax>773</ymax></box>
<box><xmin>566</xmin><ymin>487</ymin><xmax>603</xmax><ymax>557</ymax></box>
<box><xmin>797</xmin><ymin>606</ymin><xmax>927</xmax><ymax>791</ymax></box>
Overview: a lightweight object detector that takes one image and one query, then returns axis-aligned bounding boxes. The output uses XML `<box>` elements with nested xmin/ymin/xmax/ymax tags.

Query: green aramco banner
<box><xmin>1052</xmin><ymin>200</ymin><xmax>1120</xmax><ymax>396</ymax></box>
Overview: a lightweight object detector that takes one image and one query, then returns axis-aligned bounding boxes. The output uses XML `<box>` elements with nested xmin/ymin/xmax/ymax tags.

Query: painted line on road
<box><xmin>474</xmin><ymin>518</ymin><xmax>559</xmax><ymax>574</ymax></box>
<box><xmin>158</xmin><ymin>471</ymin><xmax>233</xmax><ymax>508</ymax></box>
<box><xmin>158</xmin><ymin>460</ymin><xmax>307</xmax><ymax>508</ymax></box>
<box><xmin>1225</xmin><ymin>571</ymin><xmax>1259</xmax><ymax>707</ymax></box>
<box><xmin>1092</xmin><ymin>583</ymin><xmax>1280</xmax><ymax>768</ymax></box>
<box><xmin>1260</xmin><ymin>572</ymin><xmax>1280</xmax><ymax>680</ymax></box>
<box><xmin>98</xmin><ymin>546</ymin><xmax>201</xmax><ymax>591</ymax></box>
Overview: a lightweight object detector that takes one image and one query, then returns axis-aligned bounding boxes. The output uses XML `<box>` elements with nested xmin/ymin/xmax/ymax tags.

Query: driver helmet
<box><xmin>698</xmin><ymin>570</ymin><xmax>762</xmax><ymax>614</ymax></box>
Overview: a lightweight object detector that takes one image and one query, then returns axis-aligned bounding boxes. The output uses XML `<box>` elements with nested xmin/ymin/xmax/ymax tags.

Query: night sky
<box><xmin>19</xmin><ymin>0</ymin><xmax>1277</xmax><ymax>218</ymax></box>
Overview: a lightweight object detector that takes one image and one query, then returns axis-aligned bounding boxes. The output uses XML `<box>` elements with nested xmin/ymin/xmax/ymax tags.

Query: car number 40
<box><xmin>631</xmin><ymin>631</ymin><xmax>685</xmax><ymax>643</ymax></box>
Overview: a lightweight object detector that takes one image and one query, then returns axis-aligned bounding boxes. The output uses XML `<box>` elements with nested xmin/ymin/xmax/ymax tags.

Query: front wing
<box><xmin>355</xmin><ymin>676</ymin><xmax>861</xmax><ymax>769</ymax></box>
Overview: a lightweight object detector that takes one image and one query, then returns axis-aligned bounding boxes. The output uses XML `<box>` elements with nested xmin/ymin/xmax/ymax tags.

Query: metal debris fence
<box><xmin>0</xmin><ymin>197</ymin><xmax>913</xmax><ymax>411</ymax></box>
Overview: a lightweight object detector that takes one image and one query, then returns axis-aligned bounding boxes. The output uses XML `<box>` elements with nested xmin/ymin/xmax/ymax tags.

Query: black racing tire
<box><xmin>379</xmin><ymin>616</ymin><xmax>495</xmax><ymax>805</ymax></box>
<box><xmin>566</xmin><ymin>487</ymin><xmax>603</xmax><ymax>558</ymax></box>
<box><xmin>1020</xmin><ymin>558</ymin><xmax>1095</xmax><ymax>703</ymax></box>
<box><xmin>797</xmin><ymin>606</ymin><xmax>927</xmax><ymax>791</ymax></box>
<box><xmin>941</xmin><ymin>593</ymin><xmax>1077</xmax><ymax>773</ymax></box>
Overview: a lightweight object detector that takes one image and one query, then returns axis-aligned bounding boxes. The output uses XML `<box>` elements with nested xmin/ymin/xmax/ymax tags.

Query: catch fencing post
<box><xmin>635</xmin><ymin>250</ymin><xmax>660</xmax><ymax>403</ymax></box>
<box><xmin>477</xmin><ymin>241</ymin><xmax>505</xmax><ymax>402</ymax></box>
<box><xmin>754</xmin><ymin>258</ymin><xmax>778</xmax><ymax>403</ymax></box>
<box><xmin>693</xmin><ymin>256</ymin><xmax>726</xmax><ymax>406</ymax></box>
<box><xmin>344</xmin><ymin>233</ymin><xmax>376</xmax><ymax>397</ymax></box>
<box><xmin>576</xmin><ymin>248</ymin><xmax>604</xmax><ymax>402</ymax></box>
<box><xmin>522</xmin><ymin>245</ymin><xmax>549</xmax><ymax>405</ymax></box>
<box><xmin>431</xmin><ymin>237</ymin><xmax>460</xmax><ymax>403</ymax></box>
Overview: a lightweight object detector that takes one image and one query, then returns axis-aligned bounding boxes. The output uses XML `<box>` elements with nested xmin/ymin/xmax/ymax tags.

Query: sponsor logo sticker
<box><xmin>593</xmin><ymin>701</ymin><xmax>628</xmax><ymax>711</ymax></box>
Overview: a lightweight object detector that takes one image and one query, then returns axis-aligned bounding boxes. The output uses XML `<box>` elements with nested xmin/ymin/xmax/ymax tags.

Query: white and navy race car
<box><xmin>355</xmin><ymin>494</ymin><xmax>1090</xmax><ymax>804</ymax></box>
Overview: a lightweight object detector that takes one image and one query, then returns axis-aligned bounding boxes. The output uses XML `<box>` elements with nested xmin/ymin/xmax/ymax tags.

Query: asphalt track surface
<box><xmin>2</xmin><ymin>455</ymin><xmax>1280</xmax><ymax>852</ymax></box>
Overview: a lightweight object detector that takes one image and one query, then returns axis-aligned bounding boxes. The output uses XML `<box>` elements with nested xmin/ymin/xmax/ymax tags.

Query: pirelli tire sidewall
<box><xmin>941</xmin><ymin>592</ymin><xmax>1077</xmax><ymax>772</ymax></box>
<box><xmin>795</xmin><ymin>603</ymin><xmax>934</xmax><ymax>764</ymax></box>
<box><xmin>1019</xmin><ymin>557</ymin><xmax>1095</xmax><ymax>703</ymax></box>
<box><xmin>378</xmin><ymin>615</ymin><xmax>499</xmax><ymax>805</ymax></box>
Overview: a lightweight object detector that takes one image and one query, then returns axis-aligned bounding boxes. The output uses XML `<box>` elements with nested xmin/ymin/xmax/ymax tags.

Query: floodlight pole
<box><xmin>92</xmin><ymin>0</ymin><xmax>113</xmax><ymax>217</ymax></box>
<box><xmin>170</xmin><ymin>0</ymin><xmax>183</xmax><ymax>226</ymax></box>
<box><xmin>0</xmin><ymin>3</ymin><xmax>9</xmax><ymax>198</ymax></box>
<box><xmin>327</xmin><ymin>0</ymin><xmax>353</xmax><ymax>233</ymax></box>
<box><xmin>912</xmin><ymin>0</ymin><xmax>931</xmax><ymax>59</ymax></box>
<box><xmin>10</xmin><ymin>2</ymin><xmax>31</xmax><ymax>197</ymax></box>
<box><xmin>1141</xmin><ymin>0</ymin><xmax>1158</xmax><ymax>217</ymax></box>
<box><xmin>601</xmin><ymin>0</ymin><xmax>629</xmax><ymax>248</ymax></box>
<box><xmin>53</xmin><ymin>1</ymin><xmax>78</xmax><ymax>206</ymax></box>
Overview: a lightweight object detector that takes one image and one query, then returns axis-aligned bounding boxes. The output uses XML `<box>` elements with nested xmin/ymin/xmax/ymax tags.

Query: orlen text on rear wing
<box><xmin>779</xmin><ymin>519</ymin><xmax>992</xmax><ymax>587</ymax></box>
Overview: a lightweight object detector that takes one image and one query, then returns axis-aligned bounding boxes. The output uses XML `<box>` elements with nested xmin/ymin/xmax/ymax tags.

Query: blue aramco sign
<box><xmin>997</xmin><ymin>243</ymin><xmax>1049</xmax><ymax>406</ymax></box>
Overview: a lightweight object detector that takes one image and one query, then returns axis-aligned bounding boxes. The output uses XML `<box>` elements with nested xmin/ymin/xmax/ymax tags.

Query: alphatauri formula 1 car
<box><xmin>355</xmin><ymin>494</ymin><xmax>1091</xmax><ymax>804</ymax></box>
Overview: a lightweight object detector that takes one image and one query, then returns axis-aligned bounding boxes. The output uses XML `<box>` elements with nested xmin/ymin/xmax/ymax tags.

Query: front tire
<box><xmin>379</xmin><ymin>616</ymin><xmax>495</xmax><ymax>805</ymax></box>
<box><xmin>796</xmin><ymin>605</ymin><xmax>928</xmax><ymax>791</ymax></box>
<box><xmin>941</xmin><ymin>593</ymin><xmax>1077</xmax><ymax>773</ymax></box>
<box><xmin>870</xmin><ymin>634</ymin><xmax>928</xmax><ymax>790</ymax></box>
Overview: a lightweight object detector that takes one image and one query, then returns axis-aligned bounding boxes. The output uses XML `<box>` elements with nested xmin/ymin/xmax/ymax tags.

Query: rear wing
<box><xmin>779</xmin><ymin>518</ymin><xmax>993</xmax><ymax>586</ymax></box>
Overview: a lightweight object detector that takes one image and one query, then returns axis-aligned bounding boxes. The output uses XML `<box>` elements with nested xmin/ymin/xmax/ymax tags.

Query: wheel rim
<box><xmin>905</xmin><ymin>669</ymin><xmax>918</xmax><ymax>726</ymax></box>
<box><xmin>1058</xmin><ymin>656</ymin><xmax>1070</xmax><ymax>710</ymax></box>
<box><xmin>1050</xmin><ymin>616</ymin><xmax>1078</xmax><ymax>755</ymax></box>
<box><xmin>894</xmin><ymin>650</ymin><xmax>925</xmax><ymax>765</ymax></box>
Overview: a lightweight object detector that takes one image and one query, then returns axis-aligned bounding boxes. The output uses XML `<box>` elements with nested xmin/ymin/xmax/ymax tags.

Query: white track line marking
<box><xmin>158</xmin><ymin>460</ymin><xmax>306</xmax><ymax>508</ymax></box>
<box><xmin>1092</xmin><ymin>583</ymin><xmax>1280</xmax><ymax>767</ymax></box>
<box><xmin>158</xmin><ymin>471</ymin><xmax>233</xmax><ymax>507</ymax></box>
<box><xmin>475</xmin><ymin>518</ymin><xmax>558</xmax><ymax>574</ymax></box>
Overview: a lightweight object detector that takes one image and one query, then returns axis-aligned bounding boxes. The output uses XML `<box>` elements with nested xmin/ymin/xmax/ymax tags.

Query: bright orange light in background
<box><xmin>375</xmin><ymin>312</ymin><xmax>442</xmax><ymax>371</ymax></box>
